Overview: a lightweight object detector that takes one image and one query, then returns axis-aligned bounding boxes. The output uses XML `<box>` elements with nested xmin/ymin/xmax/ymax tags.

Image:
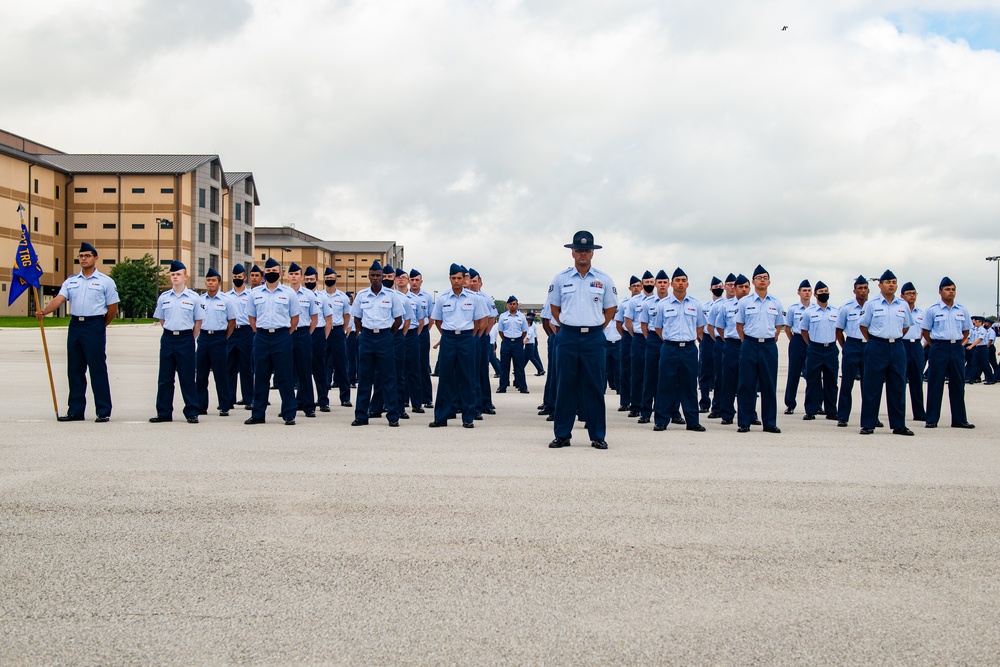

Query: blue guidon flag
<box><xmin>9</xmin><ymin>203</ymin><xmax>43</xmax><ymax>306</ymax></box>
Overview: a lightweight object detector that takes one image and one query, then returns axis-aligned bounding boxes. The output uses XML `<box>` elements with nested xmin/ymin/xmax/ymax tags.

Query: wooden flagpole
<box><xmin>35</xmin><ymin>286</ymin><xmax>60</xmax><ymax>418</ymax></box>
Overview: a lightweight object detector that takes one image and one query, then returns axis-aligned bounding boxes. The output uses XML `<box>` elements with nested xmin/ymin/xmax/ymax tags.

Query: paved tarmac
<box><xmin>2</xmin><ymin>325</ymin><xmax>999</xmax><ymax>665</ymax></box>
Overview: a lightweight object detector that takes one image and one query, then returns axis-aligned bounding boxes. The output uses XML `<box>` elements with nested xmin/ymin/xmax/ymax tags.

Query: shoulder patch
<box><xmin>548</xmin><ymin>284</ymin><xmax>553</xmax><ymax>293</ymax></box>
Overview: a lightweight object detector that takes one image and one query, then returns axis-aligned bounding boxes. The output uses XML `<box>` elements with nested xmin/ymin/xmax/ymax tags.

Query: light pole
<box><xmin>987</xmin><ymin>256</ymin><xmax>1000</xmax><ymax>320</ymax></box>
<box><xmin>155</xmin><ymin>218</ymin><xmax>173</xmax><ymax>270</ymax></box>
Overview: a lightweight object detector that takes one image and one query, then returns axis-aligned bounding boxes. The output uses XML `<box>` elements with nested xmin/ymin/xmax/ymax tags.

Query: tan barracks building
<box><xmin>0</xmin><ymin>128</ymin><xmax>258</xmax><ymax>315</ymax></box>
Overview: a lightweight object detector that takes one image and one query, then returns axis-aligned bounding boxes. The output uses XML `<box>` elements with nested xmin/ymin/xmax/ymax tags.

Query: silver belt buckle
<box><xmin>172</xmin><ymin>330</ymin><xmax>180</xmax><ymax>336</ymax></box>
<box><xmin>454</xmin><ymin>330</ymin><xmax>461</xmax><ymax>335</ymax></box>
<box><xmin>679</xmin><ymin>342</ymin><xmax>686</xmax><ymax>347</ymax></box>
<box><xmin>78</xmin><ymin>316</ymin><xmax>85</xmax><ymax>321</ymax></box>
<box><xmin>581</xmin><ymin>327</ymin><xmax>589</xmax><ymax>333</ymax></box>
<box><xmin>373</xmin><ymin>328</ymin><xmax>380</xmax><ymax>334</ymax></box>
<box><xmin>888</xmin><ymin>338</ymin><xmax>896</xmax><ymax>343</ymax></box>
<box><xmin>268</xmin><ymin>328</ymin><xmax>276</xmax><ymax>333</ymax></box>
<box><xmin>758</xmin><ymin>338</ymin><xmax>766</xmax><ymax>343</ymax></box>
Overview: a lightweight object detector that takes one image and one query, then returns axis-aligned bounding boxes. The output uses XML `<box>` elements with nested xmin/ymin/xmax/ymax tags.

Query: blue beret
<box><xmin>370</xmin><ymin>260</ymin><xmax>382</xmax><ymax>272</ymax></box>
<box><xmin>798</xmin><ymin>279</ymin><xmax>811</xmax><ymax>289</ymax></box>
<box><xmin>395</xmin><ymin>268</ymin><xmax>405</xmax><ymax>278</ymax></box>
<box><xmin>734</xmin><ymin>274</ymin><xmax>750</xmax><ymax>286</ymax></box>
<box><xmin>205</xmin><ymin>267</ymin><xmax>221</xmax><ymax>279</ymax></box>
<box><xmin>900</xmin><ymin>282</ymin><xmax>915</xmax><ymax>293</ymax></box>
<box><xmin>304</xmin><ymin>266</ymin><xmax>318</xmax><ymax>276</ymax></box>
<box><xmin>287</xmin><ymin>262</ymin><xmax>302</xmax><ymax>273</ymax></box>
<box><xmin>324</xmin><ymin>267</ymin><xmax>335</xmax><ymax>276</ymax></box>
<box><xmin>506</xmin><ymin>295</ymin><xmax>517</xmax><ymax>303</ymax></box>
<box><xmin>232</xmin><ymin>263</ymin><xmax>246</xmax><ymax>275</ymax></box>
<box><xmin>169</xmin><ymin>260</ymin><xmax>186</xmax><ymax>272</ymax></box>
<box><xmin>854</xmin><ymin>275</ymin><xmax>867</xmax><ymax>286</ymax></box>
<box><xmin>449</xmin><ymin>263</ymin><xmax>464</xmax><ymax>275</ymax></box>
<box><xmin>641</xmin><ymin>270</ymin><xmax>654</xmax><ymax>280</ymax></box>
<box><xmin>250</xmin><ymin>265</ymin><xmax>262</xmax><ymax>274</ymax></box>
<box><xmin>629</xmin><ymin>275</ymin><xmax>640</xmax><ymax>285</ymax></box>
<box><xmin>655</xmin><ymin>269</ymin><xmax>669</xmax><ymax>281</ymax></box>
<box><xmin>815</xmin><ymin>281</ymin><xmax>828</xmax><ymax>290</ymax></box>
<box><xmin>264</xmin><ymin>258</ymin><xmax>279</xmax><ymax>269</ymax></box>
<box><xmin>409</xmin><ymin>268</ymin><xmax>421</xmax><ymax>278</ymax></box>
<box><xmin>725</xmin><ymin>273</ymin><xmax>737</xmax><ymax>283</ymax></box>
<box><xmin>939</xmin><ymin>276</ymin><xmax>955</xmax><ymax>289</ymax></box>
<box><xmin>752</xmin><ymin>264</ymin><xmax>768</xmax><ymax>278</ymax></box>
<box><xmin>711</xmin><ymin>276</ymin><xmax>722</xmax><ymax>286</ymax></box>
<box><xmin>879</xmin><ymin>269</ymin><xmax>896</xmax><ymax>282</ymax></box>
<box><xmin>672</xmin><ymin>267</ymin><xmax>687</xmax><ymax>279</ymax></box>
<box><xmin>469</xmin><ymin>268</ymin><xmax>480</xmax><ymax>279</ymax></box>
<box><xmin>79</xmin><ymin>242</ymin><xmax>97</xmax><ymax>255</ymax></box>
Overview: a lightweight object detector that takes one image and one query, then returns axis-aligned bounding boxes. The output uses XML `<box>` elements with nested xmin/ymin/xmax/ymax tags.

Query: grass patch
<box><xmin>0</xmin><ymin>317</ymin><xmax>157</xmax><ymax>328</ymax></box>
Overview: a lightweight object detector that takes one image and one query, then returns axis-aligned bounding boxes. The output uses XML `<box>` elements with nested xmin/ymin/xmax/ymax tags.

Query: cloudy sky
<box><xmin>3</xmin><ymin>0</ymin><xmax>1000</xmax><ymax>311</ymax></box>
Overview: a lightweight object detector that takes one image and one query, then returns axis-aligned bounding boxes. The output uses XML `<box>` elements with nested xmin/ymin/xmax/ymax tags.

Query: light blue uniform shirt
<box><xmin>199</xmin><ymin>292</ymin><xmax>235</xmax><ymax>331</ymax></box>
<box><xmin>625</xmin><ymin>293</ymin><xmax>653</xmax><ymax>333</ymax></box>
<box><xmin>702</xmin><ymin>297</ymin><xmax>720</xmax><ymax>332</ymax></box>
<box><xmin>548</xmin><ymin>266</ymin><xmax>618</xmax><ymax>327</ymax></box>
<box><xmin>800</xmin><ymin>304</ymin><xmax>839</xmax><ymax>344</ymax></box>
<box><xmin>324</xmin><ymin>289</ymin><xmax>351</xmax><ymax>325</ymax></box>
<box><xmin>614</xmin><ymin>295</ymin><xmax>631</xmax><ymax>325</ymax></box>
<box><xmin>226</xmin><ymin>287</ymin><xmax>252</xmax><ymax>326</ymax></box>
<box><xmin>969</xmin><ymin>324</ymin><xmax>987</xmax><ymax>346</ymax></box>
<box><xmin>351</xmin><ymin>286</ymin><xmax>406</xmax><ymax>330</ymax></box>
<box><xmin>525</xmin><ymin>321</ymin><xmax>538</xmax><ymax>344</ymax></box>
<box><xmin>653</xmin><ymin>294</ymin><xmax>706</xmax><ymax>342</ymax></box>
<box><xmin>409</xmin><ymin>290</ymin><xmax>431</xmax><ymax>325</ymax></box>
<box><xmin>479</xmin><ymin>291</ymin><xmax>499</xmax><ymax>319</ymax></box>
<box><xmin>902</xmin><ymin>307</ymin><xmax>925</xmax><ymax>341</ymax></box>
<box><xmin>736</xmin><ymin>292</ymin><xmax>784</xmax><ymax>339</ymax></box>
<box><xmin>707</xmin><ymin>297</ymin><xmax>729</xmax><ymax>336</ymax></box>
<box><xmin>292</xmin><ymin>285</ymin><xmax>321</xmax><ymax>330</ymax></box>
<box><xmin>247</xmin><ymin>284</ymin><xmax>301</xmax><ymax>329</ymax></box>
<box><xmin>636</xmin><ymin>294</ymin><xmax>668</xmax><ymax>327</ymax></box>
<box><xmin>400</xmin><ymin>291</ymin><xmax>421</xmax><ymax>330</ymax></box>
<box><xmin>154</xmin><ymin>288</ymin><xmax>204</xmax><ymax>331</ymax></box>
<box><xmin>58</xmin><ymin>270</ymin><xmax>119</xmax><ymax>316</ymax></box>
<box><xmin>836</xmin><ymin>299</ymin><xmax>867</xmax><ymax>340</ymax></box>
<box><xmin>859</xmin><ymin>294</ymin><xmax>913</xmax><ymax>339</ymax></box>
<box><xmin>498</xmin><ymin>311</ymin><xmax>528</xmax><ymax>337</ymax></box>
<box><xmin>922</xmin><ymin>301</ymin><xmax>971</xmax><ymax>341</ymax></box>
<box><xmin>432</xmin><ymin>288</ymin><xmax>490</xmax><ymax>331</ymax></box>
<box><xmin>785</xmin><ymin>302</ymin><xmax>809</xmax><ymax>335</ymax></box>
<box><xmin>713</xmin><ymin>296</ymin><xmax>741</xmax><ymax>339</ymax></box>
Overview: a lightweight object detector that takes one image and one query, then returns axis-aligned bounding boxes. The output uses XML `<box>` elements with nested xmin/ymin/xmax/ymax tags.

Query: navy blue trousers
<box><xmin>804</xmin><ymin>342</ymin><xmax>838</xmax><ymax>417</ymax></box>
<box><xmin>718</xmin><ymin>338</ymin><xmax>742</xmax><ymax>420</ymax></box>
<box><xmin>711</xmin><ymin>335</ymin><xmax>725</xmax><ymax>411</ymax></box>
<box><xmin>346</xmin><ymin>331</ymin><xmax>359</xmax><ymax>383</ymax></box>
<box><xmin>784</xmin><ymin>333</ymin><xmax>807</xmax><ymax>410</ymax></box>
<box><xmin>419</xmin><ymin>328</ymin><xmax>433</xmax><ymax>405</ymax></box>
<box><xmin>356</xmin><ymin>329</ymin><xmax>398</xmax><ymax>422</ymax></box>
<box><xmin>370</xmin><ymin>332</ymin><xmax>405</xmax><ymax>414</ymax></box>
<box><xmin>325</xmin><ymin>328</ymin><xmax>350</xmax><ymax>404</ymax></box>
<box><xmin>926</xmin><ymin>340</ymin><xmax>969</xmax><ymax>426</ymax></box>
<box><xmin>837</xmin><ymin>338</ymin><xmax>866</xmax><ymax>423</ymax></box>
<box><xmin>605</xmin><ymin>340</ymin><xmax>621</xmax><ymax>391</ymax></box>
<box><xmin>861</xmin><ymin>337</ymin><xmax>907</xmax><ymax>430</ymax></box>
<box><xmin>542</xmin><ymin>331</ymin><xmax>559</xmax><ymax>411</ymax></box>
<box><xmin>903</xmin><ymin>339</ymin><xmax>926</xmax><ymax>420</ymax></box>
<box><xmin>292</xmin><ymin>328</ymin><xmax>315</xmax><ymax>412</ymax></box>
<box><xmin>226</xmin><ymin>325</ymin><xmax>253</xmax><ymax>407</ymax></box>
<box><xmin>196</xmin><ymin>331</ymin><xmax>229</xmax><ymax>412</ymax></box>
<box><xmin>311</xmin><ymin>328</ymin><xmax>330</xmax><ymax>408</ymax></box>
<box><xmin>403</xmin><ymin>330</ymin><xmax>421</xmax><ymax>409</ymax></box>
<box><xmin>434</xmin><ymin>330</ymin><xmax>476</xmax><ymax>423</ymax></box>
<box><xmin>619</xmin><ymin>333</ymin><xmax>632</xmax><ymax>408</ymax></box>
<box><xmin>655</xmin><ymin>341</ymin><xmax>700</xmax><ymax>427</ymax></box>
<box><xmin>553</xmin><ymin>327</ymin><xmax>606</xmax><ymax>441</ymax></box>
<box><xmin>477</xmin><ymin>334</ymin><xmax>494</xmax><ymax>411</ymax></box>
<box><xmin>524</xmin><ymin>342</ymin><xmax>544</xmax><ymax>374</ymax></box>
<box><xmin>65</xmin><ymin>317</ymin><xmax>112</xmax><ymax>418</ymax></box>
<box><xmin>499</xmin><ymin>338</ymin><xmax>527</xmax><ymax>390</ymax></box>
<box><xmin>698</xmin><ymin>334</ymin><xmax>715</xmax><ymax>410</ymax></box>
<box><xmin>738</xmin><ymin>337</ymin><xmax>778</xmax><ymax>429</ymax></box>
<box><xmin>630</xmin><ymin>332</ymin><xmax>647</xmax><ymax>410</ymax></box>
<box><xmin>252</xmin><ymin>329</ymin><xmax>296</xmax><ymax>421</ymax></box>
<box><xmin>489</xmin><ymin>345</ymin><xmax>501</xmax><ymax>375</ymax></box>
<box><xmin>966</xmin><ymin>345</ymin><xmax>988</xmax><ymax>382</ymax></box>
<box><xmin>156</xmin><ymin>330</ymin><xmax>198</xmax><ymax>419</ymax></box>
<box><xmin>641</xmin><ymin>337</ymin><xmax>663</xmax><ymax>419</ymax></box>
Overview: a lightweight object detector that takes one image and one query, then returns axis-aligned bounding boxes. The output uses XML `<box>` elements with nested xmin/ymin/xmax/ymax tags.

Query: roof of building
<box><xmin>0</xmin><ymin>142</ymin><xmax>70</xmax><ymax>171</ymax></box>
<box><xmin>223</xmin><ymin>171</ymin><xmax>260</xmax><ymax>205</ymax></box>
<box><xmin>315</xmin><ymin>240</ymin><xmax>398</xmax><ymax>253</ymax></box>
<box><xmin>34</xmin><ymin>154</ymin><xmax>220</xmax><ymax>176</ymax></box>
<box><xmin>252</xmin><ymin>234</ymin><xmax>321</xmax><ymax>249</ymax></box>
<box><xmin>254</xmin><ymin>227</ymin><xmax>400</xmax><ymax>255</ymax></box>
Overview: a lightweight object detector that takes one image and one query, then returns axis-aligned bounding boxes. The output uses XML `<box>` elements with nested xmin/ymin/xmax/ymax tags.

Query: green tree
<box><xmin>110</xmin><ymin>254</ymin><xmax>164</xmax><ymax>320</ymax></box>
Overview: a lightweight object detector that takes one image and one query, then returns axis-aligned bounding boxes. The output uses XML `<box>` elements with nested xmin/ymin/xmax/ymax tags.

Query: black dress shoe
<box><xmin>95</xmin><ymin>415</ymin><xmax>110</xmax><ymax>423</ymax></box>
<box><xmin>350</xmin><ymin>382</ymin><xmax>357</xmax><ymax>388</ymax></box>
<box><xmin>428</xmin><ymin>420</ymin><xmax>448</xmax><ymax>427</ymax></box>
<box><xmin>837</xmin><ymin>420</ymin><xmax>848</xmax><ymax>427</ymax></box>
<box><xmin>627</xmin><ymin>411</ymin><xmax>640</xmax><ymax>418</ymax></box>
<box><xmin>637</xmin><ymin>416</ymin><xmax>651</xmax><ymax>424</ymax></box>
<box><xmin>482</xmin><ymin>408</ymin><xmax>496</xmax><ymax>415</ymax></box>
<box><xmin>284</xmin><ymin>418</ymin><xmax>296</xmax><ymax>426</ymax></box>
<box><xmin>707</xmin><ymin>410</ymin><xmax>721</xmax><ymax>419</ymax></box>
<box><xmin>803</xmin><ymin>414</ymin><xmax>816</xmax><ymax>421</ymax></box>
<box><xmin>590</xmin><ymin>439</ymin><xmax>608</xmax><ymax>450</ymax></box>
<box><xmin>219</xmin><ymin>410</ymin><xmax>229</xmax><ymax>417</ymax></box>
<box><xmin>751</xmin><ymin>419</ymin><xmax>762</xmax><ymax>426</ymax></box>
<box><xmin>548</xmin><ymin>438</ymin><xmax>571</xmax><ymax>448</ymax></box>
<box><xmin>875</xmin><ymin>420</ymin><xmax>885</xmax><ymax>428</ymax></box>
<box><xmin>860</xmin><ymin>428</ymin><xmax>875</xmax><ymax>435</ymax></box>
<box><xmin>698</xmin><ymin>407</ymin><xmax>709</xmax><ymax>413</ymax></box>
<box><xmin>546</xmin><ymin>415</ymin><xmax>554</xmax><ymax>421</ymax></box>
<box><xmin>925</xmin><ymin>423</ymin><xmax>937</xmax><ymax>428</ymax></box>
<box><xmin>736</xmin><ymin>426</ymin><xmax>750</xmax><ymax>433</ymax></box>
<box><xmin>474</xmin><ymin>414</ymin><xmax>483</xmax><ymax>421</ymax></box>
<box><xmin>721</xmin><ymin>419</ymin><xmax>733</xmax><ymax>425</ymax></box>
<box><xmin>235</xmin><ymin>400</ymin><xmax>246</xmax><ymax>406</ymax></box>
<box><xmin>687</xmin><ymin>424</ymin><xmax>706</xmax><ymax>432</ymax></box>
<box><xmin>783</xmin><ymin>407</ymin><xmax>794</xmax><ymax>415</ymax></box>
<box><xmin>671</xmin><ymin>416</ymin><xmax>685</xmax><ymax>425</ymax></box>
<box><xmin>369</xmin><ymin>412</ymin><xmax>383</xmax><ymax>419</ymax></box>
<box><xmin>535</xmin><ymin>371</ymin><xmax>545</xmax><ymax>376</ymax></box>
<box><xmin>446</xmin><ymin>413</ymin><xmax>457</xmax><ymax>420</ymax></box>
<box><xmin>198</xmin><ymin>410</ymin><xmax>208</xmax><ymax>416</ymax></box>
<box><xmin>653</xmin><ymin>423</ymin><xmax>667</xmax><ymax>432</ymax></box>
<box><xmin>399</xmin><ymin>412</ymin><xmax>410</xmax><ymax>419</ymax></box>
<box><xmin>496</xmin><ymin>388</ymin><xmax>506</xmax><ymax>394</ymax></box>
<box><xmin>617</xmin><ymin>405</ymin><xmax>630</xmax><ymax>412</ymax></box>
<box><xmin>892</xmin><ymin>427</ymin><xmax>914</xmax><ymax>436</ymax></box>
<box><xmin>462</xmin><ymin>422</ymin><xmax>474</xmax><ymax>429</ymax></box>
<box><xmin>412</xmin><ymin>407</ymin><xmax>425</xmax><ymax>414</ymax></box>
<box><xmin>304</xmin><ymin>412</ymin><xmax>316</xmax><ymax>418</ymax></box>
<box><xmin>538</xmin><ymin>409</ymin><xmax>551</xmax><ymax>416</ymax></box>
<box><xmin>244</xmin><ymin>417</ymin><xmax>265</xmax><ymax>425</ymax></box>
<box><xmin>244</xmin><ymin>405</ymin><xmax>253</xmax><ymax>410</ymax></box>
<box><xmin>519</xmin><ymin>389</ymin><xmax>530</xmax><ymax>394</ymax></box>
<box><xmin>825</xmin><ymin>414</ymin><xmax>839</xmax><ymax>420</ymax></box>
<box><xmin>186</xmin><ymin>417</ymin><xmax>199</xmax><ymax>424</ymax></box>
<box><xmin>320</xmin><ymin>405</ymin><xmax>331</xmax><ymax>413</ymax></box>
<box><xmin>952</xmin><ymin>422</ymin><xmax>976</xmax><ymax>429</ymax></box>
<box><xmin>149</xmin><ymin>415</ymin><xmax>172</xmax><ymax>423</ymax></box>
<box><xmin>350</xmin><ymin>419</ymin><xmax>369</xmax><ymax>426</ymax></box>
<box><xmin>763</xmin><ymin>426</ymin><xmax>781</xmax><ymax>434</ymax></box>
<box><xmin>423</xmin><ymin>403</ymin><xmax>433</xmax><ymax>409</ymax></box>
<box><xmin>341</xmin><ymin>401</ymin><xmax>353</xmax><ymax>408</ymax></box>
<box><xmin>388</xmin><ymin>420</ymin><xmax>399</xmax><ymax>427</ymax></box>
<box><xmin>57</xmin><ymin>414</ymin><xmax>85</xmax><ymax>422</ymax></box>
<box><xmin>493</xmin><ymin>374</ymin><xmax>500</xmax><ymax>378</ymax></box>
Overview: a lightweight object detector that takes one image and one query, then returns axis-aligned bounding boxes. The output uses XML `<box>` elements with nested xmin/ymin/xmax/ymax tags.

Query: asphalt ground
<box><xmin>2</xmin><ymin>325</ymin><xmax>999</xmax><ymax>665</ymax></box>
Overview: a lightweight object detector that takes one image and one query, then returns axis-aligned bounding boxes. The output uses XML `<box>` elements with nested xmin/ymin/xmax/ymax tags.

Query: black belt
<box><xmin>234</xmin><ymin>324</ymin><xmax>249</xmax><ymax>329</ymax></box>
<box><xmin>201</xmin><ymin>329</ymin><xmax>226</xmax><ymax>335</ymax></box>
<box><xmin>259</xmin><ymin>327</ymin><xmax>290</xmax><ymax>334</ymax></box>
<box><xmin>809</xmin><ymin>341</ymin><xmax>835</xmax><ymax>347</ymax></box>
<box><xmin>663</xmin><ymin>340</ymin><xmax>696</xmax><ymax>347</ymax></box>
<box><xmin>165</xmin><ymin>329</ymin><xmax>193</xmax><ymax>336</ymax></box>
<box><xmin>560</xmin><ymin>324</ymin><xmax>601</xmax><ymax>333</ymax></box>
<box><xmin>72</xmin><ymin>315</ymin><xmax>105</xmax><ymax>322</ymax></box>
<box><xmin>501</xmin><ymin>335</ymin><xmax>523</xmax><ymax>341</ymax></box>
<box><xmin>870</xmin><ymin>335</ymin><xmax>899</xmax><ymax>344</ymax></box>
<box><xmin>905</xmin><ymin>338</ymin><xmax>920</xmax><ymax>343</ymax></box>
<box><xmin>931</xmin><ymin>339</ymin><xmax>961</xmax><ymax>344</ymax></box>
<box><xmin>745</xmin><ymin>337</ymin><xmax>776</xmax><ymax>343</ymax></box>
<box><xmin>443</xmin><ymin>329</ymin><xmax>471</xmax><ymax>335</ymax></box>
<box><xmin>363</xmin><ymin>327</ymin><xmax>390</xmax><ymax>334</ymax></box>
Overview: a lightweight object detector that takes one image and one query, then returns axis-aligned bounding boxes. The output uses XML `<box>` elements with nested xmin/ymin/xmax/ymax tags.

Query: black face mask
<box><xmin>817</xmin><ymin>293</ymin><xmax>830</xmax><ymax>304</ymax></box>
<box><xmin>264</xmin><ymin>272</ymin><xmax>280</xmax><ymax>284</ymax></box>
<box><xmin>643</xmin><ymin>284</ymin><xmax>654</xmax><ymax>294</ymax></box>
<box><xmin>382</xmin><ymin>279</ymin><xmax>394</xmax><ymax>289</ymax></box>
<box><xmin>325</xmin><ymin>279</ymin><xmax>336</xmax><ymax>287</ymax></box>
<box><xmin>304</xmin><ymin>281</ymin><xmax>317</xmax><ymax>289</ymax></box>
<box><xmin>232</xmin><ymin>278</ymin><xmax>244</xmax><ymax>287</ymax></box>
<box><xmin>711</xmin><ymin>288</ymin><xmax>724</xmax><ymax>297</ymax></box>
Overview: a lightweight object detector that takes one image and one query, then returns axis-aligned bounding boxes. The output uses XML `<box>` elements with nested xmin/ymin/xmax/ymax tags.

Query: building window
<box><xmin>103</xmin><ymin>187</ymin><xmax>116</xmax><ymax>194</ymax></box>
<box><xmin>198</xmin><ymin>257</ymin><xmax>206</xmax><ymax>277</ymax></box>
<box><xmin>74</xmin><ymin>187</ymin><xmax>87</xmax><ymax>193</ymax></box>
<box><xmin>132</xmin><ymin>223</ymin><xmax>145</xmax><ymax>229</ymax></box>
<box><xmin>56</xmin><ymin>185</ymin><xmax>60</xmax><ymax>199</ymax></box>
<box><xmin>161</xmin><ymin>187</ymin><xmax>174</xmax><ymax>194</ymax></box>
<box><xmin>235</xmin><ymin>203</ymin><xmax>241</xmax><ymax>221</ymax></box>
<box><xmin>261</xmin><ymin>253</ymin><xmax>266</xmax><ymax>260</ymax></box>
<box><xmin>34</xmin><ymin>179</ymin><xmax>39</xmax><ymax>194</ymax></box>
<box><xmin>33</xmin><ymin>217</ymin><xmax>38</xmax><ymax>232</ymax></box>
<box><xmin>199</xmin><ymin>188</ymin><xmax>206</xmax><ymax>208</ymax></box>
<box><xmin>210</xmin><ymin>187</ymin><xmax>219</xmax><ymax>214</ymax></box>
<box><xmin>245</xmin><ymin>180</ymin><xmax>252</xmax><ymax>195</ymax></box>
<box><xmin>103</xmin><ymin>224</ymin><xmax>116</xmax><ymax>229</ymax></box>
<box><xmin>55</xmin><ymin>221</ymin><xmax>60</xmax><ymax>235</ymax></box>
<box><xmin>234</xmin><ymin>234</ymin><xmax>241</xmax><ymax>252</ymax></box>
<box><xmin>55</xmin><ymin>258</ymin><xmax>59</xmax><ymax>271</ymax></box>
<box><xmin>160</xmin><ymin>259</ymin><xmax>172</xmax><ymax>266</ymax></box>
<box><xmin>245</xmin><ymin>204</ymin><xmax>252</xmax><ymax>226</ymax></box>
<box><xmin>132</xmin><ymin>187</ymin><xmax>145</xmax><ymax>194</ymax></box>
<box><xmin>212</xmin><ymin>163</ymin><xmax>221</xmax><ymax>181</ymax></box>
<box><xmin>210</xmin><ymin>254</ymin><xmax>219</xmax><ymax>271</ymax></box>
<box><xmin>74</xmin><ymin>223</ymin><xmax>87</xmax><ymax>229</ymax></box>
<box><xmin>245</xmin><ymin>232</ymin><xmax>252</xmax><ymax>254</ymax></box>
<box><xmin>103</xmin><ymin>259</ymin><xmax>116</xmax><ymax>265</ymax></box>
<box><xmin>198</xmin><ymin>223</ymin><xmax>206</xmax><ymax>243</ymax></box>
<box><xmin>210</xmin><ymin>221</ymin><xmax>218</xmax><ymax>247</ymax></box>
